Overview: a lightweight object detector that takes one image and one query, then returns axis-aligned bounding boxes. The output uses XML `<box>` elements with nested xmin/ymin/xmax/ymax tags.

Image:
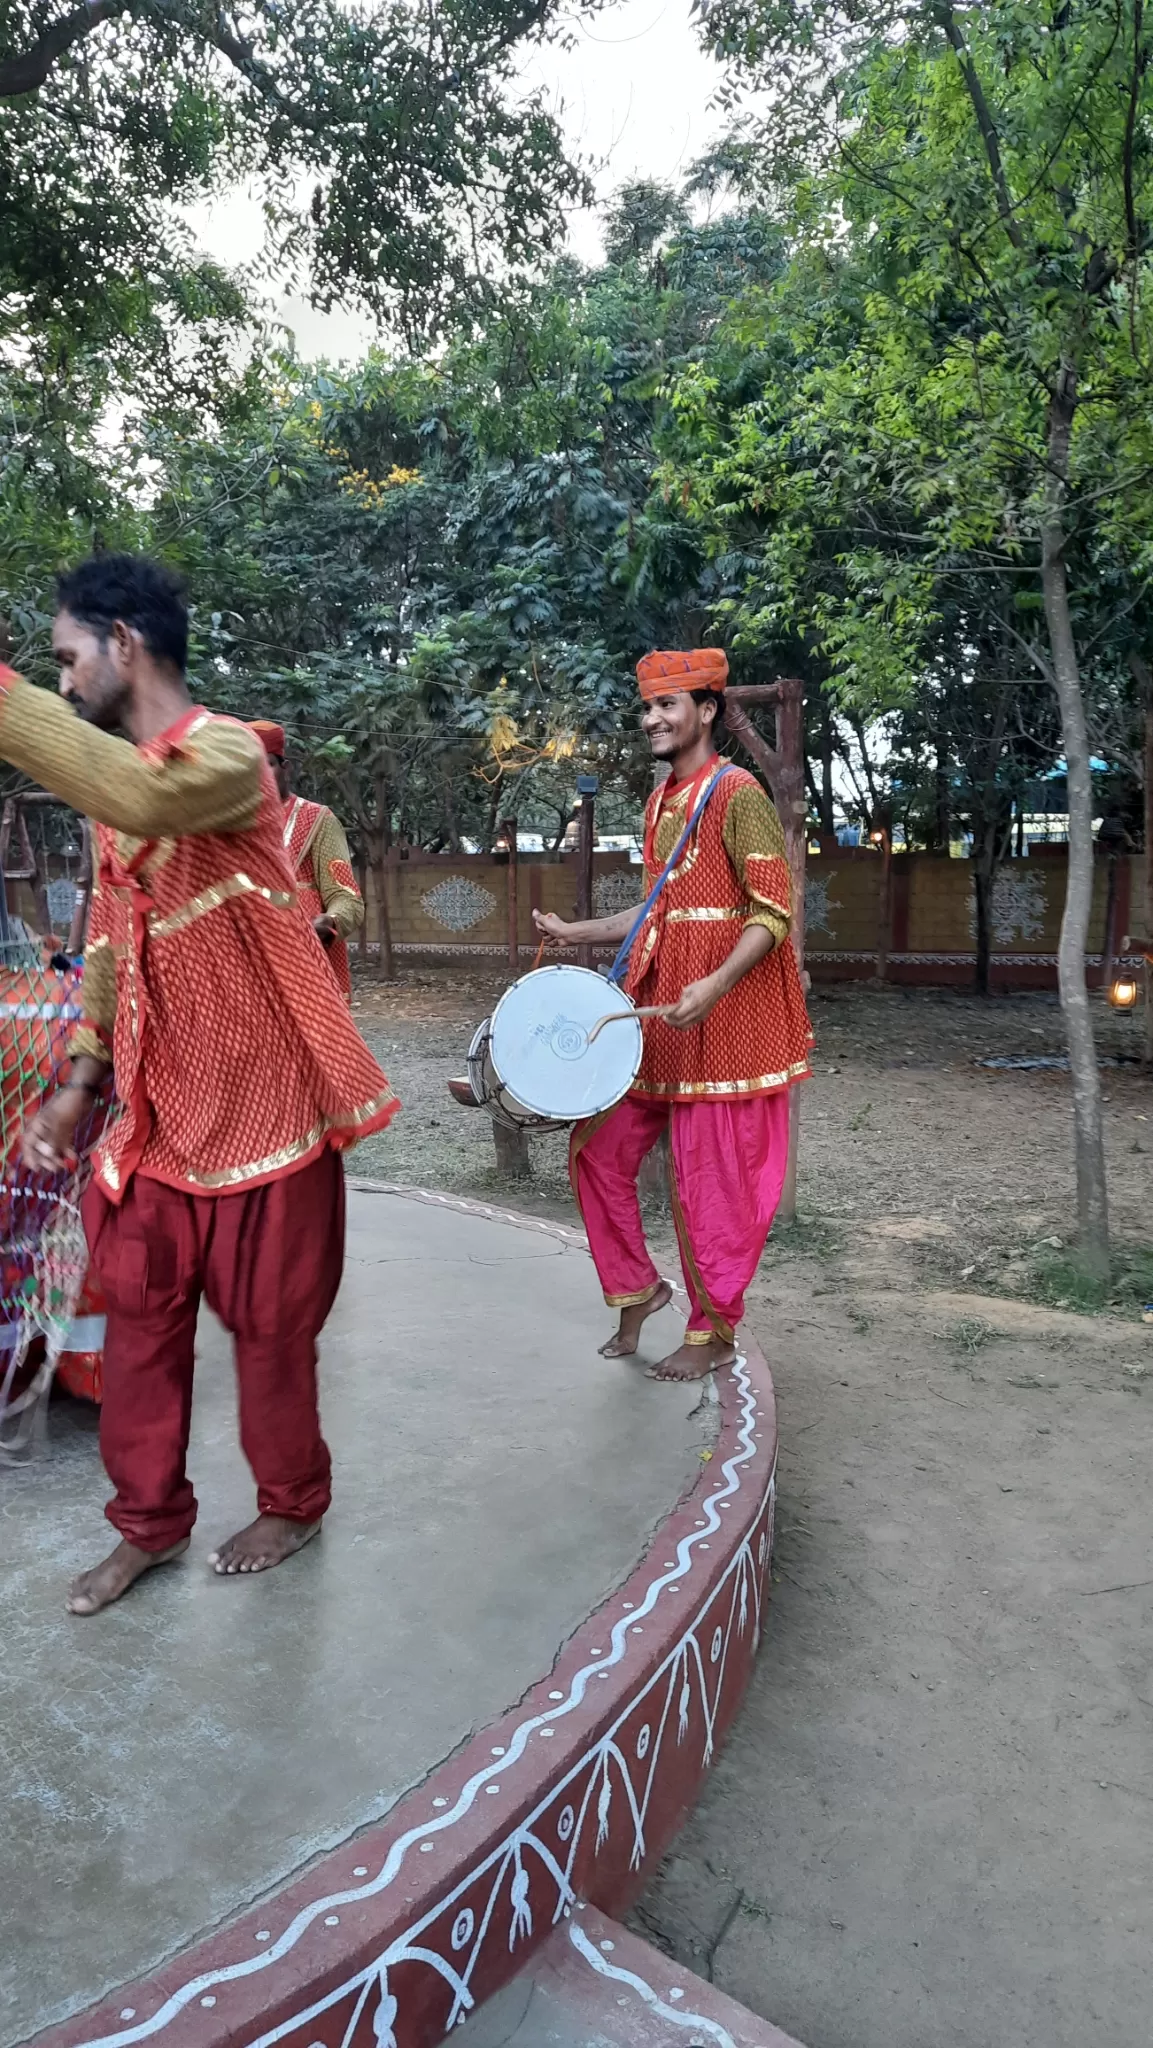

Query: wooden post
<box><xmin>725</xmin><ymin>679</ymin><xmax>807</xmax><ymax>1223</ymax></box>
<box><xmin>576</xmin><ymin>779</ymin><xmax>597</xmax><ymax>970</ymax></box>
<box><xmin>493</xmin><ymin>1120</ymin><xmax>530</xmax><ymax>1177</ymax></box>
<box><xmin>501</xmin><ymin>816</ymin><xmax>519</xmax><ymax>971</ymax></box>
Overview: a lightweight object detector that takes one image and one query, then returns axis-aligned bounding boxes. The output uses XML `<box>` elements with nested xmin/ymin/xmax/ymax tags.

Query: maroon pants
<box><xmin>82</xmin><ymin>1148</ymin><xmax>345</xmax><ymax>1551</ymax></box>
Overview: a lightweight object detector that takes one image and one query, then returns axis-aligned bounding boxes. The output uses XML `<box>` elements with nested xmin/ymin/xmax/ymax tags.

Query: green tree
<box><xmin>1</xmin><ymin>0</ymin><xmax>588</xmax><ymax>345</ymax></box>
<box><xmin>685</xmin><ymin>0</ymin><xmax>1153</xmax><ymax>1276</ymax></box>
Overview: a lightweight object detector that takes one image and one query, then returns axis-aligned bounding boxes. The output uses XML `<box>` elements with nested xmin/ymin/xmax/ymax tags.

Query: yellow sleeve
<box><xmin>0</xmin><ymin>677</ymin><xmax>262</xmax><ymax>838</ymax></box>
<box><xmin>66</xmin><ymin>882</ymin><xmax>116</xmax><ymax>1065</ymax></box>
<box><xmin>310</xmin><ymin>808</ymin><xmax>364</xmax><ymax>938</ymax></box>
<box><xmin>721</xmin><ymin>782</ymin><xmax>792</xmax><ymax>946</ymax></box>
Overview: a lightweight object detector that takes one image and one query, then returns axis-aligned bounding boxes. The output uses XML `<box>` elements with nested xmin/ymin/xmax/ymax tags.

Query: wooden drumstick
<box><xmin>586</xmin><ymin>1005</ymin><xmax>670</xmax><ymax>1045</ymax></box>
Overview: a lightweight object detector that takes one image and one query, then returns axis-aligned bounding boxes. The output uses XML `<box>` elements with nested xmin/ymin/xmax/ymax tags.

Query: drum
<box><xmin>465</xmin><ymin>965</ymin><xmax>644</xmax><ymax>1130</ymax></box>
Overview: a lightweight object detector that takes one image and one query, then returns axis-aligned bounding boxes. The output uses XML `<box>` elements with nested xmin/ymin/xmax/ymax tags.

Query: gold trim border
<box><xmin>97</xmin><ymin>1086</ymin><xmax>400</xmax><ymax>1193</ymax></box>
<box><xmin>632</xmin><ymin>1058</ymin><xmax>811</xmax><ymax>1099</ymax></box>
<box><xmin>147</xmin><ymin>871</ymin><xmax>296</xmax><ymax>939</ymax></box>
<box><xmin>604</xmin><ymin>1280</ymin><xmax>664</xmax><ymax>1309</ymax></box>
<box><xmin>665</xmin><ymin>906</ymin><xmax>744</xmax><ymax>924</ymax></box>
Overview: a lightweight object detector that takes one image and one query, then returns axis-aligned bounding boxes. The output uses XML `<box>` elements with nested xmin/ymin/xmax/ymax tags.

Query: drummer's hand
<box><xmin>314</xmin><ymin>913</ymin><xmax>338</xmax><ymax>950</ymax></box>
<box><xmin>533</xmin><ymin>911</ymin><xmax>573</xmax><ymax>944</ymax></box>
<box><xmin>22</xmin><ymin>1089</ymin><xmax>86</xmax><ymax>1174</ymax></box>
<box><xmin>664</xmin><ymin>976</ymin><xmax>723</xmax><ymax>1030</ymax></box>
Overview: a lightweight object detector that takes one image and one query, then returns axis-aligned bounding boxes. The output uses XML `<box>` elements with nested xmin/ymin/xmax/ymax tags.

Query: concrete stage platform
<box><xmin>1</xmin><ymin>1184</ymin><xmax>780</xmax><ymax>2048</ymax></box>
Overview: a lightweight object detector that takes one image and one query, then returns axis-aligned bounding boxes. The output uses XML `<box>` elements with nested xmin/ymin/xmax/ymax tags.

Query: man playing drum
<box><xmin>534</xmin><ymin>648</ymin><xmax>811</xmax><ymax>1382</ymax></box>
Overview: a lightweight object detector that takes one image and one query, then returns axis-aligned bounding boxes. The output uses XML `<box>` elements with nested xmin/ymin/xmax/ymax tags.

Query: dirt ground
<box><xmin>352</xmin><ymin>964</ymin><xmax>1153</xmax><ymax>2048</ymax></box>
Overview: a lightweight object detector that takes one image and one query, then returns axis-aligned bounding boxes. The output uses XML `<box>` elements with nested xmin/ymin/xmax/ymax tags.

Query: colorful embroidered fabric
<box><xmin>625</xmin><ymin>759</ymin><xmax>812</xmax><ymax>1100</ymax></box>
<box><xmin>0</xmin><ymin>674</ymin><xmax>398</xmax><ymax>1201</ymax></box>
<box><xmin>282</xmin><ymin>796</ymin><xmax>363</xmax><ymax>1001</ymax></box>
<box><xmin>636</xmin><ymin>648</ymin><xmax>729</xmax><ymax>699</ymax></box>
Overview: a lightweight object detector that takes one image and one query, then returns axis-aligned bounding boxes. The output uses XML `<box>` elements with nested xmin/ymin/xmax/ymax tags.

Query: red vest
<box><xmin>627</xmin><ymin>761</ymin><xmax>812</xmax><ymax>1100</ymax></box>
<box><xmin>86</xmin><ymin>710</ymin><xmax>396</xmax><ymax>1200</ymax></box>
<box><xmin>283</xmin><ymin>796</ymin><xmax>352</xmax><ymax>999</ymax></box>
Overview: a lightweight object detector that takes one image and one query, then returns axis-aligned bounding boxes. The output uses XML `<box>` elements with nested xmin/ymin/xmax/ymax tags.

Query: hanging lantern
<box><xmin>1108</xmin><ymin>975</ymin><xmax>1138</xmax><ymax>1011</ymax></box>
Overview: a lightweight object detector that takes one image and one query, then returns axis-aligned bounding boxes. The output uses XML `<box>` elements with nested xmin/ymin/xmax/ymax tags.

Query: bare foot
<box><xmin>599</xmin><ymin>1280</ymin><xmax>674</xmax><ymax>1358</ymax></box>
<box><xmin>646</xmin><ymin>1334</ymin><xmax>737</xmax><ymax>1382</ymax></box>
<box><xmin>67</xmin><ymin>1537</ymin><xmax>190</xmax><ymax>1616</ymax></box>
<box><xmin>208</xmin><ymin>1515</ymin><xmax>322</xmax><ymax>1576</ymax></box>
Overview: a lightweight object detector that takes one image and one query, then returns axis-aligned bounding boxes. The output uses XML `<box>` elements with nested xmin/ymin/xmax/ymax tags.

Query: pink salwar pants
<box><xmin>570</xmin><ymin>1091</ymin><xmax>791</xmax><ymax>1344</ymax></box>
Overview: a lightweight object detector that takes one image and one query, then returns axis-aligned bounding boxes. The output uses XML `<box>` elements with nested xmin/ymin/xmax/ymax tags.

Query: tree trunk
<box><xmin>1102</xmin><ymin>852</ymin><xmax>1121</xmax><ymax>998</ymax></box>
<box><xmin>369</xmin><ymin>840</ymin><xmax>395</xmax><ymax>982</ymax></box>
<box><xmin>934</xmin><ymin>731</ymin><xmax>951</xmax><ymax>853</ymax></box>
<box><xmin>356</xmin><ymin>847</ymin><xmax>369</xmax><ymax>965</ymax></box>
<box><xmin>502</xmin><ymin>816</ymin><xmax>519</xmax><ymax>971</ymax></box>
<box><xmin>971</xmin><ymin>809</ymin><xmax>1005</xmax><ymax>999</ymax></box>
<box><xmin>1041</xmin><ymin>359</ymin><xmax>1109</xmax><ymax>1276</ymax></box>
<box><xmin>874</xmin><ymin>821</ymin><xmax>892</xmax><ymax>984</ymax></box>
<box><xmin>1131</xmin><ymin>654</ymin><xmax>1153</xmax><ymax>1066</ymax></box>
<box><xmin>371</xmin><ymin>774</ymin><xmax>395</xmax><ymax>983</ymax></box>
<box><xmin>575</xmin><ymin>789</ymin><xmax>595</xmax><ymax>969</ymax></box>
<box><xmin>973</xmin><ymin>859</ymin><xmax>993</xmax><ymax>998</ymax></box>
<box><xmin>482</xmin><ymin>774</ymin><xmax>505</xmax><ymax>854</ymax></box>
<box><xmin>818</xmin><ymin>689</ymin><xmax>836</xmax><ymax>838</ymax></box>
<box><xmin>1146</xmin><ymin>691</ymin><xmax>1153</xmax><ymax>1065</ymax></box>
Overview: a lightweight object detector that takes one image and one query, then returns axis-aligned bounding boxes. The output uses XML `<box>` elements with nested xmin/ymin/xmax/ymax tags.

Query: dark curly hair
<box><xmin>56</xmin><ymin>553</ymin><xmax>188</xmax><ymax>672</ymax></box>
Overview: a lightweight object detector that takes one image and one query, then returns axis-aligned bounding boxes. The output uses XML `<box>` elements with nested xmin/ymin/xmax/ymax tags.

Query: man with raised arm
<box><xmin>5</xmin><ymin>554</ymin><xmax>399</xmax><ymax>1614</ymax></box>
<box><xmin>249</xmin><ymin>721</ymin><xmax>363</xmax><ymax>1001</ymax></box>
<box><xmin>534</xmin><ymin>649</ymin><xmax>811</xmax><ymax>1383</ymax></box>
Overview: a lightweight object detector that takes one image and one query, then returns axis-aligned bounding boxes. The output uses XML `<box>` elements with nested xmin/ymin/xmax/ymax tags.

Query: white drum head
<box><xmin>488</xmin><ymin>965</ymin><xmax>643</xmax><ymax>1121</ymax></box>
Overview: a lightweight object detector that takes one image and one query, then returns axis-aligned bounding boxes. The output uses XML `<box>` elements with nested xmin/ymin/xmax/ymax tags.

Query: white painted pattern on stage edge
<box><xmin>70</xmin><ymin>1328</ymin><xmax>771</xmax><ymax>2048</ymax></box>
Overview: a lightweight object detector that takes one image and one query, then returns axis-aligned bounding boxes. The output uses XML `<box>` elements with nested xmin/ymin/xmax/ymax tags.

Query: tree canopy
<box><xmin>5</xmin><ymin>0</ymin><xmax>1153</xmax><ymax>1272</ymax></box>
<box><xmin>1</xmin><ymin>0</ymin><xmax>587</xmax><ymax>345</ymax></box>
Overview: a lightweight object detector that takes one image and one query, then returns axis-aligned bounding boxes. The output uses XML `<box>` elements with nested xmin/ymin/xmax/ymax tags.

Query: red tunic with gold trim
<box><xmin>282</xmin><ymin>796</ymin><xmax>363</xmax><ymax>1001</ymax></box>
<box><xmin>0</xmin><ymin>673</ymin><xmax>399</xmax><ymax>1203</ymax></box>
<box><xmin>625</xmin><ymin>758</ymin><xmax>812</xmax><ymax>1099</ymax></box>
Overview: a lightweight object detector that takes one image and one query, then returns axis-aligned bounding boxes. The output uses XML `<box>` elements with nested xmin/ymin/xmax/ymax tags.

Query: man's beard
<box><xmin>74</xmin><ymin>682</ymin><xmax>127</xmax><ymax>731</ymax></box>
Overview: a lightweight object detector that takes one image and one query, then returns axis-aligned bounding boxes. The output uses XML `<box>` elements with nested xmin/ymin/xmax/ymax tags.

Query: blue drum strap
<box><xmin>606</xmin><ymin>762</ymin><xmax>737</xmax><ymax>988</ymax></box>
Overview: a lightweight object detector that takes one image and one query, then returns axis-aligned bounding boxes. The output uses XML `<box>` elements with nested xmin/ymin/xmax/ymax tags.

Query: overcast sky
<box><xmin>190</xmin><ymin>0</ymin><xmax>728</xmax><ymax>360</ymax></box>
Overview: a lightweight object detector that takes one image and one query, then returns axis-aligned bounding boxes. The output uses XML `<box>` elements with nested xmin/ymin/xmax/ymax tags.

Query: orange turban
<box><xmin>249</xmin><ymin>720</ymin><xmax>286</xmax><ymax>758</ymax></box>
<box><xmin>636</xmin><ymin>648</ymin><xmax>729</xmax><ymax>701</ymax></box>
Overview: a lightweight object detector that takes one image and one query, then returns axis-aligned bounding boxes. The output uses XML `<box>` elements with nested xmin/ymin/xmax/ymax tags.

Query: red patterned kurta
<box><xmin>0</xmin><ymin>674</ymin><xmax>399</xmax><ymax>1202</ymax></box>
<box><xmin>283</xmin><ymin>796</ymin><xmax>363</xmax><ymax>1001</ymax></box>
<box><xmin>625</xmin><ymin>757</ymin><xmax>812</xmax><ymax>1099</ymax></box>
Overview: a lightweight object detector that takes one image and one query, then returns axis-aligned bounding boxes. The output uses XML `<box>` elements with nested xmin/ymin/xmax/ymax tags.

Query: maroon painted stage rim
<box><xmin>34</xmin><ymin>1185</ymin><xmax>779</xmax><ymax>2048</ymax></box>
